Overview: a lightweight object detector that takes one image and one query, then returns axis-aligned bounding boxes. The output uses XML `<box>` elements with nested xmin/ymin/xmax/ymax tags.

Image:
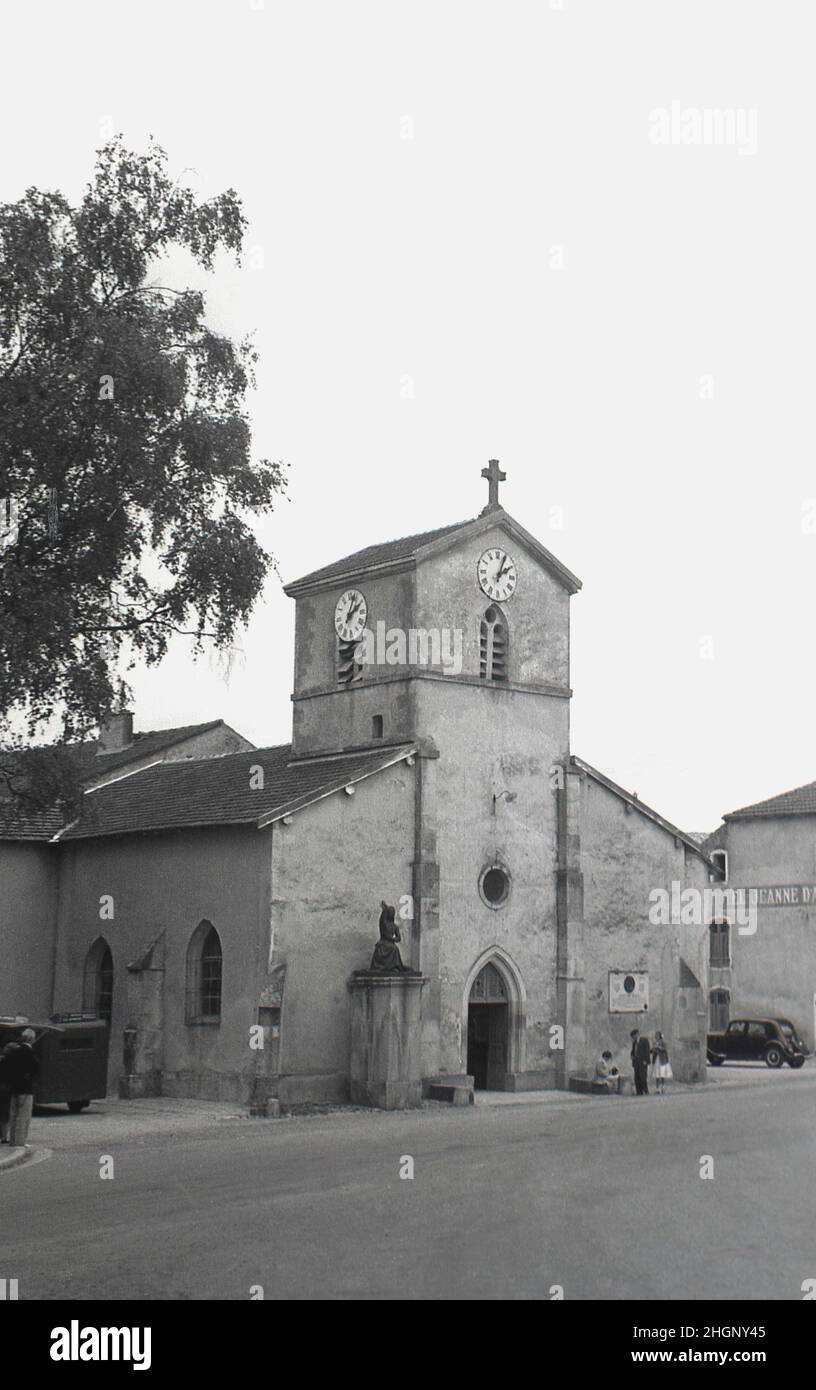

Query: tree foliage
<box><xmin>0</xmin><ymin>139</ymin><xmax>285</xmax><ymax>813</ymax></box>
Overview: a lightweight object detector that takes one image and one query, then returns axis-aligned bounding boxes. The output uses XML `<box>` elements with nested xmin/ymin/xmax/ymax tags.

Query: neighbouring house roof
<box><xmin>72</xmin><ymin>719</ymin><xmax>247</xmax><ymax>781</ymax></box>
<box><xmin>56</xmin><ymin>741</ymin><xmax>417</xmax><ymax>841</ymax></box>
<box><xmin>0</xmin><ymin>720</ymin><xmax>252</xmax><ymax>841</ymax></box>
<box><xmin>571</xmin><ymin>756</ymin><xmax>714</xmax><ymax>862</ymax></box>
<box><xmin>684</xmin><ymin>831</ymin><xmax>715</xmax><ymax>847</ymax></box>
<box><xmin>725</xmin><ymin>779</ymin><xmax>816</xmax><ymax>820</ymax></box>
<box><xmin>284</xmin><ymin>508</ymin><xmax>582</xmax><ymax>596</ymax></box>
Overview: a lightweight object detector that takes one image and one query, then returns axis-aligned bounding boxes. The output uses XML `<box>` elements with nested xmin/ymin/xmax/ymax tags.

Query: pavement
<box><xmin>2</xmin><ymin>1060</ymin><xmax>815</xmax><ymax>1300</ymax></box>
<box><xmin>0</xmin><ymin>1144</ymin><xmax>27</xmax><ymax>1171</ymax></box>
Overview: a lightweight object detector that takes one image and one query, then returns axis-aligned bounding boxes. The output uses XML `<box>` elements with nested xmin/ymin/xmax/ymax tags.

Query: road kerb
<box><xmin>0</xmin><ymin>1145</ymin><xmax>29</xmax><ymax>1173</ymax></box>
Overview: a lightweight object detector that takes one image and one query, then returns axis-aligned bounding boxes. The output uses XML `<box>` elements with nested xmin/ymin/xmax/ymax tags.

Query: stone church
<box><xmin>1</xmin><ymin>465</ymin><xmax>717</xmax><ymax>1103</ymax></box>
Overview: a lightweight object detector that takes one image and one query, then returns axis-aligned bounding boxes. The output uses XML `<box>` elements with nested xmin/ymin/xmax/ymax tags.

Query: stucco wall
<box><xmin>416</xmin><ymin>682</ymin><xmax>568</xmax><ymax>1083</ymax></box>
<box><xmin>52</xmin><ymin>825</ymin><xmax>270</xmax><ymax>1099</ymax></box>
<box><xmin>0</xmin><ymin>841</ymin><xmax>59</xmax><ymax>1018</ymax></box>
<box><xmin>270</xmin><ymin>758</ymin><xmax>416</xmax><ymax>1099</ymax></box>
<box><xmin>579</xmin><ymin>775</ymin><xmax>710</xmax><ymax>1083</ymax></box>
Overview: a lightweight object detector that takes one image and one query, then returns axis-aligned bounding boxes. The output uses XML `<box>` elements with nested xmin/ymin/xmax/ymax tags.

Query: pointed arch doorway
<box><xmin>466</xmin><ymin>961</ymin><xmax>509</xmax><ymax>1090</ymax></box>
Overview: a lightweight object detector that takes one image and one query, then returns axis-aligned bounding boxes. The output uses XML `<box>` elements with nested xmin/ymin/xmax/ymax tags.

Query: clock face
<box><xmin>477</xmin><ymin>548</ymin><xmax>517</xmax><ymax>602</ymax></box>
<box><xmin>334</xmin><ymin>588</ymin><xmax>368</xmax><ymax>642</ymax></box>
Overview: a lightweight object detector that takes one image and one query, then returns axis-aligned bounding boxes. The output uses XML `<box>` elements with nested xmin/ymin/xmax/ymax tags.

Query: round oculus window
<box><xmin>480</xmin><ymin>865</ymin><xmax>510</xmax><ymax>909</ymax></box>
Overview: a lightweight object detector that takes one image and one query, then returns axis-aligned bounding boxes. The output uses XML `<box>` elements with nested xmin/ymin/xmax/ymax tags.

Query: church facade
<box><xmin>2</xmin><ymin>469</ymin><xmax>717</xmax><ymax>1102</ymax></box>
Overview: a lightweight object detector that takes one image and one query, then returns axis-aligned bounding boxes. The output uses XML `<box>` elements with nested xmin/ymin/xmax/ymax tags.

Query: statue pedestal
<box><xmin>348</xmin><ymin>972</ymin><xmax>426</xmax><ymax>1110</ymax></box>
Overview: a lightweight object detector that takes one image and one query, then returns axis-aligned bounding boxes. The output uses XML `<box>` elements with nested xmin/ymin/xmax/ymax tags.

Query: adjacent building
<box><xmin>704</xmin><ymin>781</ymin><xmax>816</xmax><ymax>1049</ymax></box>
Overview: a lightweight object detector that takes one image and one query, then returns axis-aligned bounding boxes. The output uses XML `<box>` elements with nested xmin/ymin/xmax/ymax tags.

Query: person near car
<box><xmin>0</xmin><ymin>1041</ymin><xmax>17</xmax><ymax>1143</ymax></box>
<box><xmin>3</xmin><ymin>1028</ymin><xmax>39</xmax><ymax>1146</ymax></box>
<box><xmin>651</xmin><ymin>1030</ymin><xmax>673</xmax><ymax>1095</ymax></box>
<box><xmin>630</xmin><ymin>1028</ymin><xmax>651</xmax><ymax>1095</ymax></box>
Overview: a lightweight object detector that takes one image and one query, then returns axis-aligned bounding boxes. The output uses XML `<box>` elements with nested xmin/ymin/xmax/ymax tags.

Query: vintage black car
<box><xmin>707</xmin><ymin>1017</ymin><xmax>808</xmax><ymax>1069</ymax></box>
<box><xmin>0</xmin><ymin>1014</ymin><xmax>109</xmax><ymax>1110</ymax></box>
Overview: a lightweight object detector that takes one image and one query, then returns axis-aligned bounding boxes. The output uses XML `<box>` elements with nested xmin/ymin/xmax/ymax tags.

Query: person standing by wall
<box><xmin>630</xmin><ymin>1028</ymin><xmax>651</xmax><ymax>1096</ymax></box>
<box><xmin>5</xmin><ymin>1028</ymin><xmax>39</xmax><ymax>1146</ymax></box>
<box><xmin>651</xmin><ymin>1030</ymin><xmax>673</xmax><ymax>1096</ymax></box>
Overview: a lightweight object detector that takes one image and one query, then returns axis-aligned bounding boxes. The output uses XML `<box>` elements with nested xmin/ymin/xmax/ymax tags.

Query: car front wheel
<box><xmin>764</xmin><ymin>1046</ymin><xmax>784</xmax><ymax>1069</ymax></box>
<box><xmin>707</xmin><ymin>1052</ymin><xmax>724</xmax><ymax>1066</ymax></box>
<box><xmin>67</xmin><ymin>1100</ymin><xmax>90</xmax><ymax>1113</ymax></box>
<box><xmin>788</xmin><ymin>1056</ymin><xmax>805</xmax><ymax>1069</ymax></box>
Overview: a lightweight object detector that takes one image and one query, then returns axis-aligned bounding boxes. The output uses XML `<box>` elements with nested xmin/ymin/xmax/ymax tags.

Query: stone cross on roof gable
<box><xmin>480</xmin><ymin>458</ymin><xmax>506</xmax><ymax>513</ymax></box>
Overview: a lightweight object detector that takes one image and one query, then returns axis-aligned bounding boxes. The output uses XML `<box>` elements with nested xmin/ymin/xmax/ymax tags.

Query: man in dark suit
<box><xmin>3</xmin><ymin>1029</ymin><xmax>39</xmax><ymax>1145</ymax></box>
<box><xmin>630</xmin><ymin>1028</ymin><xmax>651</xmax><ymax>1095</ymax></box>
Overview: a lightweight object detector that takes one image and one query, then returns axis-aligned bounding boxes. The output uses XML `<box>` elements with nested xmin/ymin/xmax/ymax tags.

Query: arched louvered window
<box><xmin>480</xmin><ymin>605</ymin><xmax>508</xmax><ymax>682</ymax></box>
<box><xmin>83</xmin><ymin>938</ymin><xmax>113</xmax><ymax>1022</ymax></box>
<box><xmin>337</xmin><ymin>636</ymin><xmax>363</xmax><ymax>685</ymax></box>
<box><xmin>186</xmin><ymin>921</ymin><xmax>223</xmax><ymax>1023</ymax></box>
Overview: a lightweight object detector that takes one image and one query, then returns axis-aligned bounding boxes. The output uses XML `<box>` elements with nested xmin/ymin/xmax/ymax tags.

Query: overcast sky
<box><xmin>4</xmin><ymin>0</ymin><xmax>815</xmax><ymax>833</ymax></box>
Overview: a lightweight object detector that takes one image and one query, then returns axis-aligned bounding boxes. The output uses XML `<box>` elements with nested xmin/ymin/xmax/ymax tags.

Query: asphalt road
<box><xmin>2</xmin><ymin>1069</ymin><xmax>814</xmax><ymax>1300</ymax></box>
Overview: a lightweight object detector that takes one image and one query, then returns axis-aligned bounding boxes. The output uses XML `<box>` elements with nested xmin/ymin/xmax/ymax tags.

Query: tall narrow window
<box><xmin>83</xmin><ymin>938</ymin><xmax>113</xmax><ymax>1022</ymax></box>
<box><xmin>480</xmin><ymin>605</ymin><xmax>508</xmax><ymax>682</ymax></box>
<box><xmin>186</xmin><ymin>921</ymin><xmax>223</xmax><ymax>1023</ymax></box>
<box><xmin>709</xmin><ymin>920</ymin><xmax>731</xmax><ymax>968</ymax></box>
<box><xmin>709</xmin><ymin>988</ymin><xmax>730</xmax><ymax>1031</ymax></box>
<box><xmin>372</xmin><ymin>714</ymin><xmax>384</xmax><ymax>739</ymax></box>
<box><xmin>711</xmin><ymin>849</ymin><xmax>728</xmax><ymax>880</ymax></box>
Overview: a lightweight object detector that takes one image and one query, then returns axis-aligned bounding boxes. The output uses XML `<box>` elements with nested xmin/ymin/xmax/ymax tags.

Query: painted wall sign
<box><xmin>733</xmin><ymin>885</ymin><xmax>816</xmax><ymax>908</ymax></box>
<box><xmin>609</xmin><ymin>971</ymin><xmax>649</xmax><ymax>1013</ymax></box>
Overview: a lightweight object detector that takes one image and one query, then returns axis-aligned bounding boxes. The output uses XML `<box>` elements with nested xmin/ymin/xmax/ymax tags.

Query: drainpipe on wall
<box><xmin>411</xmin><ymin>738</ymin><xmax>440</xmax><ymax>1080</ymax></box>
<box><xmin>555</xmin><ymin>762</ymin><xmax>586</xmax><ymax>1088</ymax></box>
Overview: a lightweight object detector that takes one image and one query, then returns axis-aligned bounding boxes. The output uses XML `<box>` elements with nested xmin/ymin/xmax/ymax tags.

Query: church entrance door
<box><xmin>466</xmin><ymin>962</ymin><xmax>509</xmax><ymax>1090</ymax></box>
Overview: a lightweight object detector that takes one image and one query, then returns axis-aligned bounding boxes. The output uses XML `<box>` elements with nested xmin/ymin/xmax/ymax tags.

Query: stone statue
<box><xmin>369</xmin><ymin>901</ymin><xmax>411</xmax><ymax>973</ymax></box>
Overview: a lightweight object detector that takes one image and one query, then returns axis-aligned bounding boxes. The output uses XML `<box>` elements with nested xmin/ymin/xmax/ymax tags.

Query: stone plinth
<box><xmin>348</xmin><ymin>972</ymin><xmax>426</xmax><ymax>1109</ymax></box>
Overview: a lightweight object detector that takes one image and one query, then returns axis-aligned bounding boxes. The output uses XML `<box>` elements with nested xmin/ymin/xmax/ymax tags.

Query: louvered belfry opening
<box><xmin>337</xmin><ymin>636</ymin><xmax>363</xmax><ymax>685</ymax></box>
<box><xmin>480</xmin><ymin>605</ymin><xmax>507</xmax><ymax>681</ymax></box>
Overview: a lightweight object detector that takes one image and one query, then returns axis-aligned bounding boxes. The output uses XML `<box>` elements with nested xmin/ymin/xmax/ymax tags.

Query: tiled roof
<box><xmin>59</xmin><ymin>742</ymin><xmax>415</xmax><ymax>840</ymax></box>
<box><xmin>0</xmin><ymin>721</ymin><xmax>246</xmax><ymax>841</ymax></box>
<box><xmin>726</xmin><ymin>780</ymin><xmax>816</xmax><ymax>820</ymax></box>
<box><xmin>285</xmin><ymin>520</ymin><xmax>473</xmax><ymax>590</ymax></box>
<box><xmin>285</xmin><ymin>508</ymin><xmax>582</xmax><ymax>596</ymax></box>
<box><xmin>0</xmin><ymin>805</ymin><xmax>67</xmax><ymax>841</ymax></box>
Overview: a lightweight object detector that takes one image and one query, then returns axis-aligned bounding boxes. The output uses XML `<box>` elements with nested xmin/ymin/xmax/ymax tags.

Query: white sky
<box><xmin>3</xmin><ymin>0</ymin><xmax>815</xmax><ymax>833</ymax></box>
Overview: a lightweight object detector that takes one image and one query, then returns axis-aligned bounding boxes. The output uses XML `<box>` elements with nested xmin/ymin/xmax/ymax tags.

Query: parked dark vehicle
<box><xmin>0</xmin><ymin>1014</ymin><xmax>109</xmax><ymax>1111</ymax></box>
<box><xmin>707</xmin><ymin>1017</ymin><xmax>808</xmax><ymax>1069</ymax></box>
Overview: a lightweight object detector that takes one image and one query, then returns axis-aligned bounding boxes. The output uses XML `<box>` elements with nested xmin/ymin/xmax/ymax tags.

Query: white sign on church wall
<box><xmin>609</xmin><ymin>971</ymin><xmax>649</xmax><ymax>1013</ymax></box>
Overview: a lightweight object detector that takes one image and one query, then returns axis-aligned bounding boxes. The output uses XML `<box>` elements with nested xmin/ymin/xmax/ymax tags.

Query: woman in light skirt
<box><xmin>651</xmin><ymin>1031</ymin><xmax>673</xmax><ymax>1095</ymax></box>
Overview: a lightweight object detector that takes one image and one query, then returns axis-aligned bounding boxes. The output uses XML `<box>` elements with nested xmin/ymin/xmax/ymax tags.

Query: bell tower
<box><xmin>283</xmin><ymin>463</ymin><xmax>580</xmax><ymax>759</ymax></box>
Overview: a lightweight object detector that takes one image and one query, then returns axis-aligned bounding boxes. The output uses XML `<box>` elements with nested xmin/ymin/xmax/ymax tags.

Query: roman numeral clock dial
<box><xmin>334</xmin><ymin>588</ymin><xmax>368</xmax><ymax>642</ymax></box>
<box><xmin>477</xmin><ymin>548</ymin><xmax>517</xmax><ymax>602</ymax></box>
